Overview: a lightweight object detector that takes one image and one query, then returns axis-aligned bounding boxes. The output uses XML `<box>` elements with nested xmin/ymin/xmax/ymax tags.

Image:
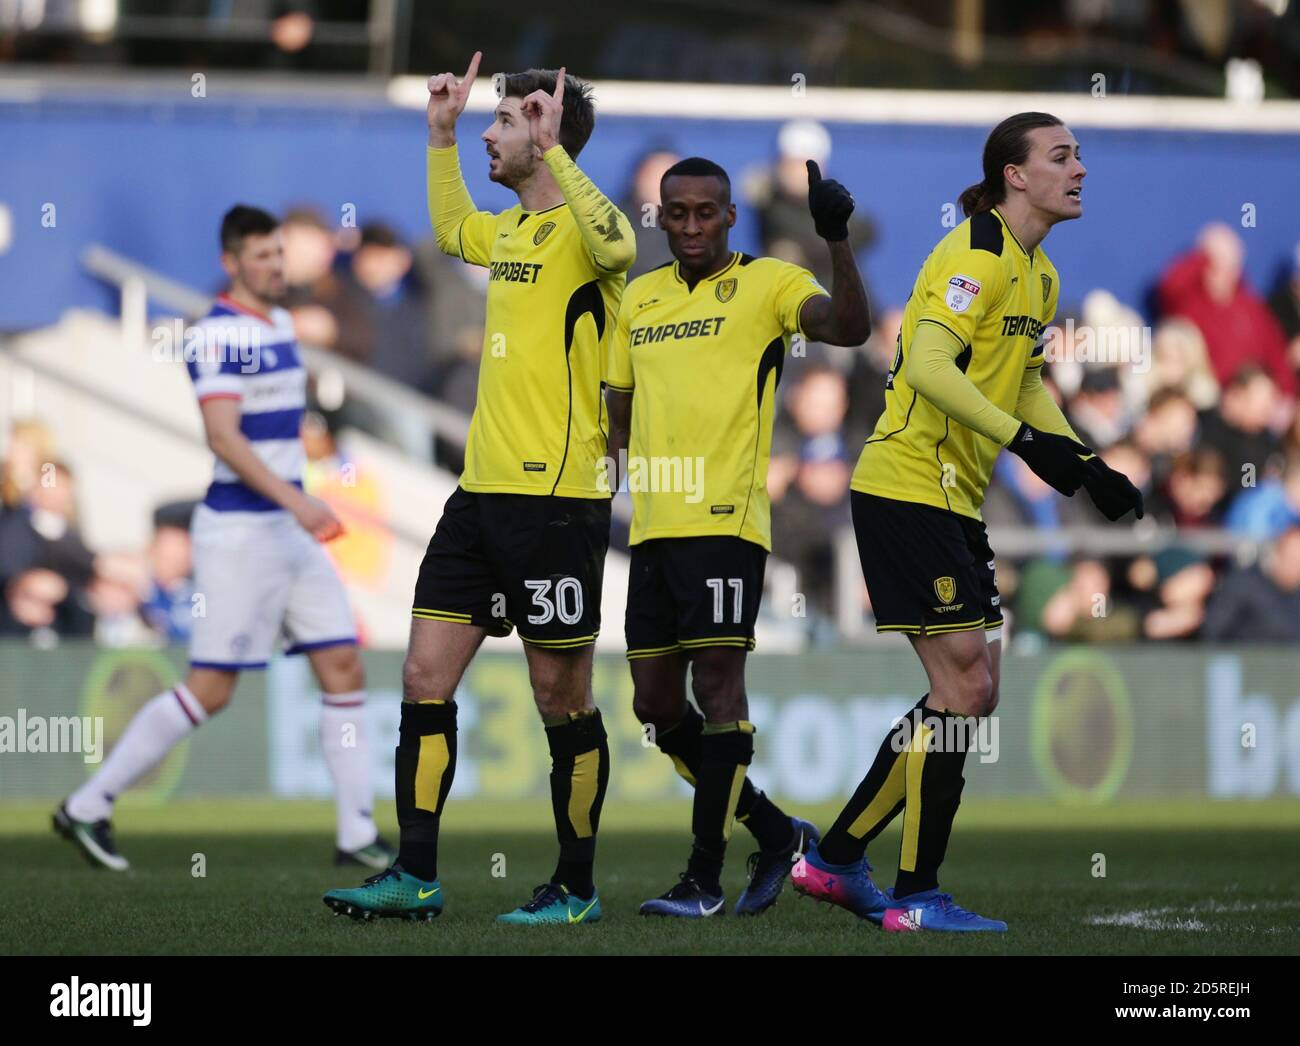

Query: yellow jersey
<box><xmin>430</xmin><ymin>145</ymin><xmax>633</xmax><ymax>499</ymax></box>
<box><xmin>852</xmin><ymin>208</ymin><xmax>1060</xmax><ymax>520</ymax></box>
<box><xmin>608</xmin><ymin>251</ymin><xmax>827</xmax><ymax>550</ymax></box>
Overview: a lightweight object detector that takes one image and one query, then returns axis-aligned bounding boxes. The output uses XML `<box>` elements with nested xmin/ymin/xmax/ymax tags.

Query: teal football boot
<box><xmin>323</xmin><ymin>865</ymin><xmax>443</xmax><ymax>921</ymax></box>
<box><xmin>496</xmin><ymin>883</ymin><xmax>602</xmax><ymax>925</ymax></box>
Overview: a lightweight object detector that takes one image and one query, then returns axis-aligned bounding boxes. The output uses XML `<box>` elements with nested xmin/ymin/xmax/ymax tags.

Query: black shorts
<box><xmin>851</xmin><ymin>490</ymin><xmax>1003</xmax><ymax>637</ymax></box>
<box><xmin>625</xmin><ymin>536</ymin><xmax>768</xmax><ymax>659</ymax></box>
<box><xmin>412</xmin><ymin>487</ymin><xmax>610</xmax><ymax>648</ymax></box>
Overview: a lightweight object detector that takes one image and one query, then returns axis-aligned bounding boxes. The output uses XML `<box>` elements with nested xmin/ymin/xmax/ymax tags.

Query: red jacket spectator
<box><xmin>1158</xmin><ymin>225</ymin><xmax>1294</xmax><ymax>396</ymax></box>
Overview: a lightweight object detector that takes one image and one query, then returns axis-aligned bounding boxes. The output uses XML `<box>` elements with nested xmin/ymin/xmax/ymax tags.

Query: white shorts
<box><xmin>189</xmin><ymin>505</ymin><xmax>357</xmax><ymax>670</ymax></box>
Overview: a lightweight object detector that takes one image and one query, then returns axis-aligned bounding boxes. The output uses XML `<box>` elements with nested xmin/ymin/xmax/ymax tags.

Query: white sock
<box><xmin>66</xmin><ymin>685</ymin><xmax>207</xmax><ymax>822</ymax></box>
<box><xmin>320</xmin><ymin>691</ymin><xmax>377</xmax><ymax>852</ymax></box>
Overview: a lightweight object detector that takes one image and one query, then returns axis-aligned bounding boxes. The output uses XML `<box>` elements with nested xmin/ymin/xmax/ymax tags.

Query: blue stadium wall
<box><xmin>1</xmin><ymin>88</ymin><xmax>1297</xmax><ymax>329</ymax></box>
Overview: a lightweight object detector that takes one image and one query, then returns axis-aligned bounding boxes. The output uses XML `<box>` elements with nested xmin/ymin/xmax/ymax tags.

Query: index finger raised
<box><xmin>461</xmin><ymin>50</ymin><xmax>482</xmax><ymax>92</ymax></box>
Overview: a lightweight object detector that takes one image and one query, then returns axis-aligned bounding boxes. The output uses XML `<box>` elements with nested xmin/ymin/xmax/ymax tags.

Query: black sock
<box><xmin>395</xmin><ymin>700</ymin><xmax>457</xmax><ymax>882</ymax></box>
<box><xmin>546</xmin><ymin>709</ymin><xmax>610</xmax><ymax>899</ymax></box>
<box><xmin>817</xmin><ymin>695</ymin><xmax>927</xmax><ymax>867</ymax></box>
<box><xmin>686</xmin><ymin>721</ymin><xmax>754</xmax><ymax>894</ymax></box>
<box><xmin>655</xmin><ymin>705</ymin><xmax>789</xmax><ymax>849</ymax></box>
<box><xmin>735</xmin><ymin>786</ymin><xmax>795</xmax><ymax>852</ymax></box>
<box><xmin>894</xmin><ymin>704</ymin><xmax>971</xmax><ymax>900</ymax></box>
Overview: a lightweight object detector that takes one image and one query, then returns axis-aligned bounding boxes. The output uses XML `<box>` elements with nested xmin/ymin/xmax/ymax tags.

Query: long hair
<box><xmin>958</xmin><ymin>112</ymin><xmax>1064</xmax><ymax>217</ymax></box>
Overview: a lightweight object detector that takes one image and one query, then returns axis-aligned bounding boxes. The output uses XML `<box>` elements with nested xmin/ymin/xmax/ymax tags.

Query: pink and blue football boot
<box><xmin>790</xmin><ymin>838</ymin><xmax>889</xmax><ymax>924</ymax></box>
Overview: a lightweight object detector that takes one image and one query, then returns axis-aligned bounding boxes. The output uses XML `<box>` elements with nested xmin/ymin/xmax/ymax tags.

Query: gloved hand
<box><xmin>1082</xmin><ymin>457</ymin><xmax>1145</xmax><ymax>521</ymax></box>
<box><xmin>1005</xmin><ymin>422</ymin><xmax>1092</xmax><ymax>497</ymax></box>
<box><xmin>807</xmin><ymin>160</ymin><xmax>853</xmax><ymax>242</ymax></box>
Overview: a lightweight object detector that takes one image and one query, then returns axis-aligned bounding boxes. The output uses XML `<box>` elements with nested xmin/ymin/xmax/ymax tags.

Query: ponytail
<box><xmin>959</xmin><ymin>180</ymin><xmax>995</xmax><ymax>217</ymax></box>
<box><xmin>959</xmin><ymin>111</ymin><xmax>1064</xmax><ymax>218</ymax></box>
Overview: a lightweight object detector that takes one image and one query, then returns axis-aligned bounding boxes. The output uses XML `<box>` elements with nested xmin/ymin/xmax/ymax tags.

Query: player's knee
<box><xmin>631</xmin><ymin>688</ymin><xmax>667</xmax><ymax>727</ymax></box>
<box><xmin>401</xmin><ymin>653</ymin><xmax>437</xmax><ymax>703</ymax></box>
<box><xmin>191</xmin><ymin>682</ymin><xmax>234</xmax><ymax>716</ymax></box>
<box><xmin>690</xmin><ymin>665</ymin><xmax>745</xmax><ymax>722</ymax></box>
<box><xmin>961</xmin><ymin>661</ymin><xmax>995</xmax><ymax>718</ymax></box>
<box><xmin>320</xmin><ymin>647</ymin><xmax>364</xmax><ymax>692</ymax></box>
<box><xmin>633</xmin><ymin>685</ymin><xmax>690</xmax><ymax>731</ymax></box>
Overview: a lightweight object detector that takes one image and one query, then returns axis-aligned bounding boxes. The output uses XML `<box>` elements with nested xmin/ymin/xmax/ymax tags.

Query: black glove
<box><xmin>1082</xmin><ymin>457</ymin><xmax>1145</xmax><ymax>521</ymax></box>
<box><xmin>1005</xmin><ymin>422</ymin><xmax>1092</xmax><ymax>496</ymax></box>
<box><xmin>807</xmin><ymin>159</ymin><xmax>853</xmax><ymax>242</ymax></box>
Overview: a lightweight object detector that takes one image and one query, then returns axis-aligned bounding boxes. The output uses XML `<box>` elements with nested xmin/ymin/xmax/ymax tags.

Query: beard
<box><xmin>247</xmin><ymin>276</ymin><xmax>287</xmax><ymax>304</ymax></box>
<box><xmin>491</xmin><ymin>149</ymin><xmax>537</xmax><ymax>189</ymax></box>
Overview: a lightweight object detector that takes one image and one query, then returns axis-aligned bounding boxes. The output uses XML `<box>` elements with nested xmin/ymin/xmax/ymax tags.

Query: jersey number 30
<box><xmin>525</xmin><ymin>578</ymin><xmax>584</xmax><ymax>625</ymax></box>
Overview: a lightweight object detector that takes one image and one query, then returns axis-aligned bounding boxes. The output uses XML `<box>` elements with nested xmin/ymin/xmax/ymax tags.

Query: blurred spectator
<box><xmin>302</xmin><ymin>412</ymin><xmax>385</xmax><ymax>628</ymax></box>
<box><xmin>744</xmin><ymin>120</ymin><xmax>875</xmax><ymax>293</ymax></box>
<box><xmin>1143</xmin><ymin>317</ymin><xmax>1220</xmax><ymax>410</ymax></box>
<box><xmin>1267</xmin><ymin>242</ymin><xmax>1300</xmax><ymax>374</ymax></box>
<box><xmin>337</xmin><ymin>223</ymin><xmax>432</xmax><ymax>390</ymax></box>
<box><xmin>139</xmin><ymin>501</ymin><xmax>196</xmax><ymax>643</ymax></box>
<box><xmin>1139</xmin><ymin>547</ymin><xmax>1215</xmax><ymax>640</ymax></box>
<box><xmin>0</xmin><ymin>460</ymin><xmax>95</xmax><ymax>639</ymax></box>
<box><xmin>281</xmin><ymin>205</ymin><xmax>346</xmax><ymax>351</ymax></box>
<box><xmin>770</xmin><ymin>366</ymin><xmax>853</xmax><ymax>617</ymax></box>
<box><xmin>1157</xmin><ymin>222</ymin><xmax>1294</xmax><ymax>396</ymax></box>
<box><xmin>1151</xmin><ymin>448</ymin><xmax>1227</xmax><ymax>528</ymax></box>
<box><xmin>1</xmin><ymin>418</ymin><xmax>56</xmax><ymax>509</ymax></box>
<box><xmin>1040</xmin><ymin>558</ymin><xmax>1140</xmax><ymax>642</ymax></box>
<box><xmin>1132</xmin><ymin>387</ymin><xmax>1199</xmax><ymax>486</ymax></box>
<box><xmin>620</xmin><ymin>146</ymin><xmax>680</xmax><ymax>279</ymax></box>
<box><xmin>413</xmin><ymin>235</ymin><xmax>488</xmax><ymax>393</ymax></box>
<box><xmin>1196</xmin><ymin>364</ymin><xmax>1283</xmax><ymax>487</ymax></box>
<box><xmin>770</xmin><ymin>437</ymin><xmax>853</xmax><ymax>621</ymax></box>
<box><xmin>1224</xmin><ymin>454</ymin><xmax>1300</xmax><ymax>540</ymax></box>
<box><xmin>1202</xmin><ymin>526</ymin><xmax>1300</xmax><ymax>642</ymax></box>
<box><xmin>1078</xmin><ymin>289</ymin><xmax>1150</xmax><ymax>419</ymax></box>
<box><xmin>847</xmin><ymin>306</ymin><xmax>901</xmax><ymax>434</ymax></box>
<box><xmin>333</xmin><ymin>223</ymin><xmax>439</xmax><ymax>459</ymax></box>
<box><xmin>1066</xmin><ymin>365</ymin><xmax>1129</xmax><ymax>451</ymax></box>
<box><xmin>771</xmin><ymin>365</ymin><xmax>850</xmax><ymax>503</ymax></box>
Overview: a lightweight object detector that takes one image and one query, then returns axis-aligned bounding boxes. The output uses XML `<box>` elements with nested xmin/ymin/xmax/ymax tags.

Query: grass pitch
<box><xmin>3</xmin><ymin>798</ymin><xmax>1298</xmax><ymax>955</ymax></box>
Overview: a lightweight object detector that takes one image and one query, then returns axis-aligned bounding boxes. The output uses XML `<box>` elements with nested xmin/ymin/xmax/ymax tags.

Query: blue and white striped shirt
<box><xmin>187</xmin><ymin>294</ymin><xmax>306</xmax><ymax>513</ymax></box>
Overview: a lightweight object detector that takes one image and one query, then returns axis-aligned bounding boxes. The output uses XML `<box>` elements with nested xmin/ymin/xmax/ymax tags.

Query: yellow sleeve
<box><xmin>904</xmin><ymin>321</ymin><xmax>1021</xmax><ymax>447</ymax></box>
<box><xmin>1016</xmin><ymin>361</ymin><xmax>1084</xmax><ymax>444</ymax></box>
<box><xmin>541</xmin><ymin>145</ymin><xmax>636</xmax><ymax>274</ymax></box>
<box><xmin>606</xmin><ymin>295</ymin><xmax>635</xmax><ymax>392</ymax></box>
<box><xmin>427</xmin><ymin>144</ymin><xmax>496</xmax><ymax>266</ymax></box>
<box><xmin>772</xmin><ymin>261</ymin><xmax>828</xmax><ymax>336</ymax></box>
<box><xmin>915</xmin><ymin>246</ymin><xmax>1008</xmax><ymax>348</ymax></box>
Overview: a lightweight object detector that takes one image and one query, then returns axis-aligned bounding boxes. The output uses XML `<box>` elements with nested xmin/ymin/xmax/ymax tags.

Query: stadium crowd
<box><xmin>3</xmin><ymin>121</ymin><xmax>1300</xmax><ymax>649</ymax></box>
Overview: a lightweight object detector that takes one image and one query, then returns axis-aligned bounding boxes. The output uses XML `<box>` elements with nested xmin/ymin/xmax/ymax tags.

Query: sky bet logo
<box><xmin>50</xmin><ymin>978</ymin><xmax>151</xmax><ymax>1026</ymax></box>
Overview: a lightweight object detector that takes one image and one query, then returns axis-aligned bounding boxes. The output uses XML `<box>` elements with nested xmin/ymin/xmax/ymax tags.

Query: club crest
<box><xmin>533</xmin><ymin>221</ymin><xmax>557</xmax><ymax>246</ymax></box>
<box><xmin>715</xmin><ymin>278</ymin><xmax>737</xmax><ymax>303</ymax></box>
<box><xmin>934</xmin><ymin>576</ymin><xmax>956</xmax><ymax>604</ymax></box>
